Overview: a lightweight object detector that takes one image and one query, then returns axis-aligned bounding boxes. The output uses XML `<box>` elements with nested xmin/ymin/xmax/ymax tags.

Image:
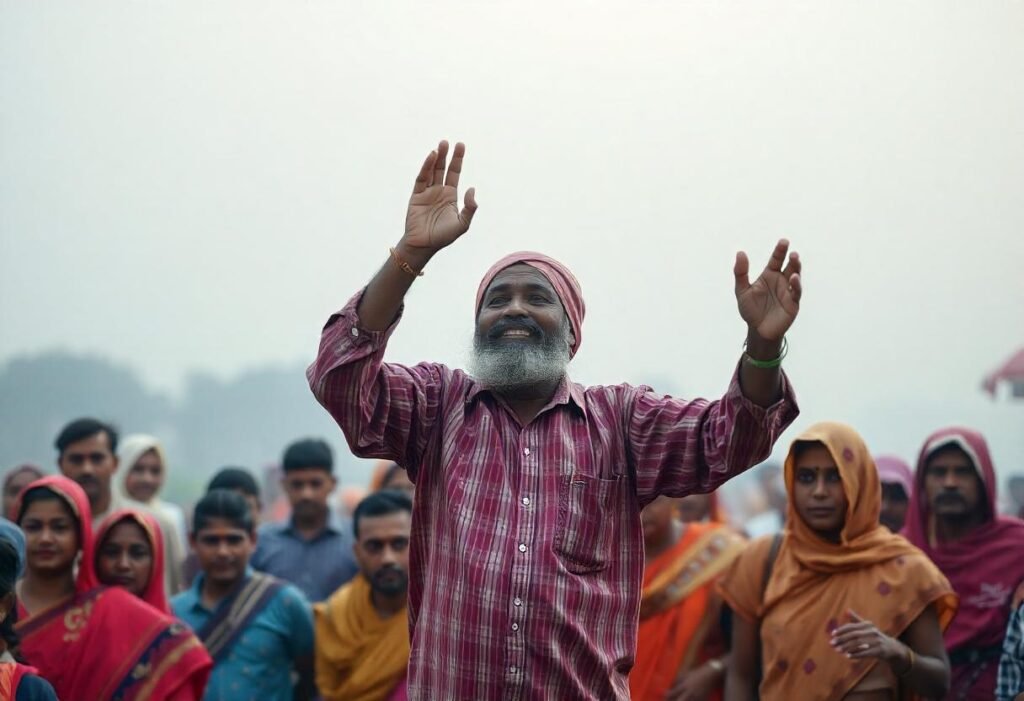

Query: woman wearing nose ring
<box><xmin>95</xmin><ymin>509</ymin><xmax>170</xmax><ymax>613</ymax></box>
<box><xmin>717</xmin><ymin>422</ymin><xmax>958</xmax><ymax>700</ymax></box>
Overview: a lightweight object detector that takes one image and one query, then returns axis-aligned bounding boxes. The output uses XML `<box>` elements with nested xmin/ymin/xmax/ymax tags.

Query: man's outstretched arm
<box><xmin>358</xmin><ymin>140</ymin><xmax>477</xmax><ymax>331</ymax></box>
<box><xmin>306</xmin><ymin>141</ymin><xmax>476</xmax><ymax>469</ymax></box>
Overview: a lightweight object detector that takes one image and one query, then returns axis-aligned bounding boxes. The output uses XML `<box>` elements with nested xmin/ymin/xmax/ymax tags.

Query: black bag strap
<box><xmin>754</xmin><ymin>533</ymin><xmax>783</xmax><ymax>689</ymax></box>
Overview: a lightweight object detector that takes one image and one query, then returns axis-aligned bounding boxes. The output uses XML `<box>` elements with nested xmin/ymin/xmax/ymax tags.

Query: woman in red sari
<box><xmin>15</xmin><ymin>476</ymin><xmax>211</xmax><ymax>701</ymax></box>
<box><xmin>95</xmin><ymin>509</ymin><xmax>170</xmax><ymax>613</ymax></box>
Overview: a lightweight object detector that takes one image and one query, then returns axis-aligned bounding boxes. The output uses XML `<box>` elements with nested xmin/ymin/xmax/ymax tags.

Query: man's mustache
<box><xmin>373</xmin><ymin>565</ymin><xmax>406</xmax><ymax>580</ymax></box>
<box><xmin>486</xmin><ymin>318</ymin><xmax>543</xmax><ymax>341</ymax></box>
<box><xmin>935</xmin><ymin>492</ymin><xmax>967</xmax><ymax>504</ymax></box>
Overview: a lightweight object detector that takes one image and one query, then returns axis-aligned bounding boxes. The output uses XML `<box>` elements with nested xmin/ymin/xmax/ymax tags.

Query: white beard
<box><xmin>468</xmin><ymin>325</ymin><xmax>571</xmax><ymax>394</ymax></box>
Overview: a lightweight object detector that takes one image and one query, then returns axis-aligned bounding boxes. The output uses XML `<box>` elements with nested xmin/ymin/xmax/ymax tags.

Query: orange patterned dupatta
<box><xmin>631</xmin><ymin>521</ymin><xmax>745</xmax><ymax>701</ymax></box>
<box><xmin>717</xmin><ymin>422</ymin><xmax>957</xmax><ymax>701</ymax></box>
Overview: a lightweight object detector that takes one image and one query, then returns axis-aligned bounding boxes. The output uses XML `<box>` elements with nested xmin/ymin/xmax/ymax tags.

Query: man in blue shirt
<box><xmin>251</xmin><ymin>438</ymin><xmax>357</xmax><ymax>602</ymax></box>
<box><xmin>173</xmin><ymin>489</ymin><xmax>315</xmax><ymax>701</ymax></box>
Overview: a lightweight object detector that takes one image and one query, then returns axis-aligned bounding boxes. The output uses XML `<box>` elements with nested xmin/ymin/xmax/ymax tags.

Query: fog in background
<box><xmin>2</xmin><ymin>2</ymin><xmax>1022</xmax><ymax>503</ymax></box>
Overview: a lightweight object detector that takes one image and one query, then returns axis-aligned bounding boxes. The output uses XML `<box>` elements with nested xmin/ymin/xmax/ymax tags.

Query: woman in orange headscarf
<box><xmin>717</xmin><ymin>422</ymin><xmax>957</xmax><ymax>700</ymax></box>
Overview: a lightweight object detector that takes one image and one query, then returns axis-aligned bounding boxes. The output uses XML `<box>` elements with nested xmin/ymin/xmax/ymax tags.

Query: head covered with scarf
<box><xmin>875</xmin><ymin>455</ymin><xmax>913</xmax><ymax>497</ymax></box>
<box><xmin>717</xmin><ymin>422</ymin><xmax>955</xmax><ymax>699</ymax></box>
<box><xmin>474</xmin><ymin>251</ymin><xmax>585</xmax><ymax>358</ymax></box>
<box><xmin>904</xmin><ymin>427</ymin><xmax>1024</xmax><ymax>656</ymax></box>
<box><xmin>15</xmin><ymin>475</ymin><xmax>98</xmax><ymax>591</ymax></box>
<box><xmin>117</xmin><ymin>434</ymin><xmax>167</xmax><ymax>504</ymax></box>
<box><xmin>94</xmin><ymin>509</ymin><xmax>170</xmax><ymax>613</ymax></box>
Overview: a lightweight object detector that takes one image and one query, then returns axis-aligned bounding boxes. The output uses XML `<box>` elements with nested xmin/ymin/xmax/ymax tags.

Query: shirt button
<box><xmin>518</xmin><ymin>543</ymin><xmax>527</xmax><ymax>553</ymax></box>
<box><xmin>350</xmin><ymin>327</ymin><xmax>360</xmax><ymax>337</ymax></box>
<box><xmin>523</xmin><ymin>447</ymin><xmax>530</xmax><ymax>456</ymax></box>
<box><xmin>514</xmin><ymin>597</ymin><xmax>522</xmax><ymax>606</ymax></box>
<box><xmin>512</xmin><ymin>623</ymin><xmax>519</xmax><ymax>631</ymax></box>
<box><xmin>522</xmin><ymin>497</ymin><xmax>531</xmax><ymax>506</ymax></box>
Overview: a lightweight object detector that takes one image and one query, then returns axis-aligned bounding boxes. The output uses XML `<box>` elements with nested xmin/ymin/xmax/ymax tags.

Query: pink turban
<box><xmin>475</xmin><ymin>251</ymin><xmax>585</xmax><ymax>358</ymax></box>
<box><xmin>875</xmin><ymin>455</ymin><xmax>913</xmax><ymax>496</ymax></box>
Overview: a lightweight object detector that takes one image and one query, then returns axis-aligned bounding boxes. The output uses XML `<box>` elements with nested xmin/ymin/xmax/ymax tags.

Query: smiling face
<box><xmin>792</xmin><ymin>442</ymin><xmax>849</xmax><ymax>541</ymax></box>
<box><xmin>470</xmin><ymin>264</ymin><xmax>575</xmax><ymax>393</ymax></box>
<box><xmin>19</xmin><ymin>495</ymin><xmax>79</xmax><ymax>577</ymax></box>
<box><xmin>191</xmin><ymin>517</ymin><xmax>255</xmax><ymax>588</ymax></box>
<box><xmin>124</xmin><ymin>449</ymin><xmax>165</xmax><ymax>503</ymax></box>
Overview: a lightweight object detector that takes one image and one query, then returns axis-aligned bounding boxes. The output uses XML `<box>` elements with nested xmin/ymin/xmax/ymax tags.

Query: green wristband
<box><xmin>744</xmin><ymin>336</ymin><xmax>788</xmax><ymax>369</ymax></box>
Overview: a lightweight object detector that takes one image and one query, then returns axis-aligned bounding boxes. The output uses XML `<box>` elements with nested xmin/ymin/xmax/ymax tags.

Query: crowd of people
<box><xmin>2</xmin><ymin>140</ymin><xmax>1023</xmax><ymax>701</ymax></box>
<box><xmin>2</xmin><ymin>419</ymin><xmax>1022</xmax><ymax>701</ymax></box>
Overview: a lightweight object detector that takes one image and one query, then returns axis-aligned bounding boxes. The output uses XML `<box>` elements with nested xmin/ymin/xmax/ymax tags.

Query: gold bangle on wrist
<box><xmin>389</xmin><ymin>247</ymin><xmax>424</xmax><ymax>277</ymax></box>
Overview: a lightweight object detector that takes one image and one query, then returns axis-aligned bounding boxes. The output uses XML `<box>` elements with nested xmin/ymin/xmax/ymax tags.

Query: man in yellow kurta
<box><xmin>315</xmin><ymin>490</ymin><xmax>413</xmax><ymax>701</ymax></box>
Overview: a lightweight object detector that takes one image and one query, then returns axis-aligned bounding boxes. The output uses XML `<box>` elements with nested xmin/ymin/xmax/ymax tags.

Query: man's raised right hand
<box><xmin>401</xmin><ymin>140</ymin><xmax>477</xmax><ymax>256</ymax></box>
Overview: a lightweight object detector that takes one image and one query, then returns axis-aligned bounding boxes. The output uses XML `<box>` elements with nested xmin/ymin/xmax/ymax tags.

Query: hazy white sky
<box><xmin>2</xmin><ymin>2</ymin><xmax>1022</xmax><ymax>481</ymax></box>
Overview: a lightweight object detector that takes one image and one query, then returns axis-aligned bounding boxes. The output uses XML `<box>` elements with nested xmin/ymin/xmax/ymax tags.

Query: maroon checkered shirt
<box><xmin>308</xmin><ymin>290</ymin><xmax>798</xmax><ymax>700</ymax></box>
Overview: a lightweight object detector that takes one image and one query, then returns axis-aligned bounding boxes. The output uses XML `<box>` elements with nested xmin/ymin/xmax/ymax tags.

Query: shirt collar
<box><xmin>465</xmin><ymin>374</ymin><xmax>587</xmax><ymax>419</ymax></box>
<box><xmin>190</xmin><ymin>566</ymin><xmax>255</xmax><ymax>612</ymax></box>
<box><xmin>284</xmin><ymin>513</ymin><xmax>344</xmax><ymax>538</ymax></box>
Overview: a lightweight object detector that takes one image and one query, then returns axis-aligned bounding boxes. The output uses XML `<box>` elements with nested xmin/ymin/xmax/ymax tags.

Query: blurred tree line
<box><xmin>0</xmin><ymin>351</ymin><xmax>370</xmax><ymax>503</ymax></box>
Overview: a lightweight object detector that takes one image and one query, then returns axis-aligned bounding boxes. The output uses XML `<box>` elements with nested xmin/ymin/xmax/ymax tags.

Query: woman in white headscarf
<box><xmin>118</xmin><ymin>435</ymin><xmax>188</xmax><ymax>595</ymax></box>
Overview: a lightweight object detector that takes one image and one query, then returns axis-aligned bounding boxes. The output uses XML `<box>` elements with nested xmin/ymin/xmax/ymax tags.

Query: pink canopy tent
<box><xmin>982</xmin><ymin>347</ymin><xmax>1024</xmax><ymax>398</ymax></box>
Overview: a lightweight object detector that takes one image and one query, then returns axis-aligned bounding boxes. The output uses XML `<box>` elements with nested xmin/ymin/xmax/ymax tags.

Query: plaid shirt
<box><xmin>308</xmin><ymin>290</ymin><xmax>799</xmax><ymax>700</ymax></box>
<box><xmin>998</xmin><ymin>604</ymin><xmax>1024</xmax><ymax>701</ymax></box>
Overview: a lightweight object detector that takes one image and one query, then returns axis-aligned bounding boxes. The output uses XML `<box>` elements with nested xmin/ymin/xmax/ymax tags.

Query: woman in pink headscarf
<box><xmin>875</xmin><ymin>455</ymin><xmax>913</xmax><ymax>533</ymax></box>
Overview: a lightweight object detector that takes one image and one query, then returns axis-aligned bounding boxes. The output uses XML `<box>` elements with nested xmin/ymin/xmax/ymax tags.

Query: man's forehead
<box><xmin>358</xmin><ymin>511</ymin><xmax>411</xmax><ymax>538</ymax></box>
<box><xmin>197</xmin><ymin>522</ymin><xmax>249</xmax><ymax>536</ymax></box>
<box><xmin>484</xmin><ymin>263</ymin><xmax>555</xmax><ymax>295</ymax></box>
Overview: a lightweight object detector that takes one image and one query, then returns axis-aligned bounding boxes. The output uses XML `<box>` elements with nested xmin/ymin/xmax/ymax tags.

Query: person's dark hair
<box><xmin>193</xmin><ymin>489</ymin><xmax>254</xmax><ymax>534</ymax></box>
<box><xmin>353</xmin><ymin>489</ymin><xmax>413</xmax><ymax>539</ymax></box>
<box><xmin>790</xmin><ymin>441</ymin><xmax>823</xmax><ymax>462</ymax></box>
<box><xmin>16</xmin><ymin>486</ymin><xmax>75</xmax><ymax>527</ymax></box>
<box><xmin>282</xmin><ymin>438</ymin><xmax>333</xmax><ymax>474</ymax></box>
<box><xmin>207</xmin><ymin>467</ymin><xmax>261</xmax><ymax>499</ymax></box>
<box><xmin>55</xmin><ymin>418</ymin><xmax>119</xmax><ymax>456</ymax></box>
<box><xmin>0</xmin><ymin>538</ymin><xmax>24</xmax><ymax>661</ymax></box>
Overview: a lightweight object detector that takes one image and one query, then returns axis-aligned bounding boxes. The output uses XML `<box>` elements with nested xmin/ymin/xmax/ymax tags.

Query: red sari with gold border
<box><xmin>15</xmin><ymin>477</ymin><xmax>211</xmax><ymax>701</ymax></box>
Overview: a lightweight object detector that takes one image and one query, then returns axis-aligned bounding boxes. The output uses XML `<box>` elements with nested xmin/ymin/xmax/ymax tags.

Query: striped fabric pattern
<box><xmin>308</xmin><ymin>291</ymin><xmax>798</xmax><ymax>701</ymax></box>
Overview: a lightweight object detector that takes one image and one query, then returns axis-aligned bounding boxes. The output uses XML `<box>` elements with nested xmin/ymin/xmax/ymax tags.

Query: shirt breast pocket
<box><xmin>553</xmin><ymin>474</ymin><xmax>625</xmax><ymax>575</ymax></box>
